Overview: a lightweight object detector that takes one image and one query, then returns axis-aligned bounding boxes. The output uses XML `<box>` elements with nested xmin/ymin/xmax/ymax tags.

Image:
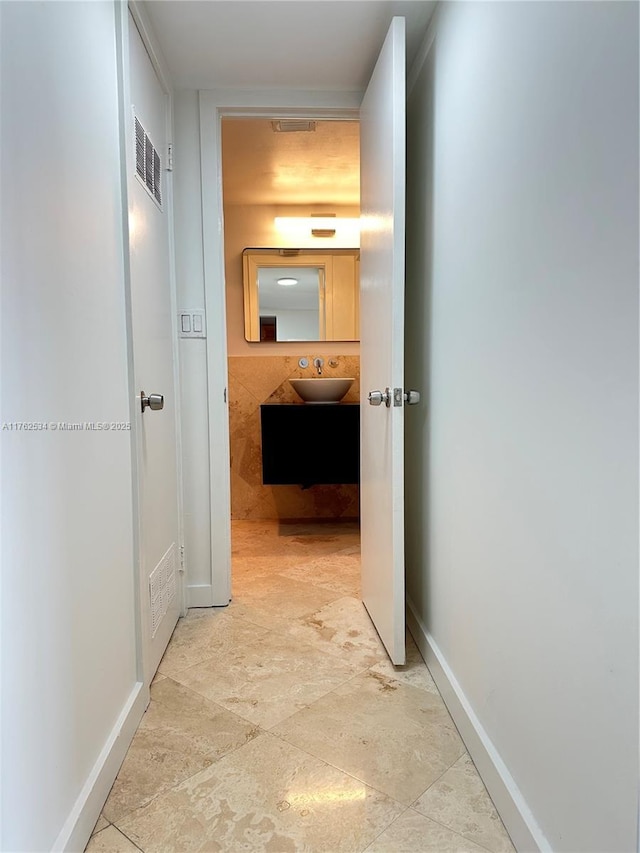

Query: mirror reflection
<box><xmin>257</xmin><ymin>266</ymin><xmax>323</xmax><ymax>342</ymax></box>
<box><xmin>243</xmin><ymin>249</ymin><xmax>359</xmax><ymax>343</ymax></box>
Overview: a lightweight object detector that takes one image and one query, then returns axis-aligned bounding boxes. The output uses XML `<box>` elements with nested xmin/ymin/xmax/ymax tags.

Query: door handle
<box><xmin>141</xmin><ymin>391</ymin><xmax>164</xmax><ymax>413</ymax></box>
<box><xmin>403</xmin><ymin>390</ymin><xmax>421</xmax><ymax>405</ymax></box>
<box><xmin>368</xmin><ymin>389</ymin><xmax>391</xmax><ymax>407</ymax></box>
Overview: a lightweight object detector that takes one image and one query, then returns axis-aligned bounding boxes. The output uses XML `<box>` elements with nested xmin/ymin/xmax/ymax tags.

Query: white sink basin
<box><xmin>290</xmin><ymin>377</ymin><xmax>354</xmax><ymax>404</ymax></box>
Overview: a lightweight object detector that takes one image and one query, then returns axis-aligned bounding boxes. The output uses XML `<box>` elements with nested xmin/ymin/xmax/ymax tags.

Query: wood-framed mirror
<box><xmin>242</xmin><ymin>248</ymin><xmax>360</xmax><ymax>343</ymax></box>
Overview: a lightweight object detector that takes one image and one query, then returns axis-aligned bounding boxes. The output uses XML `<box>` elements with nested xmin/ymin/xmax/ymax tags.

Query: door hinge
<box><xmin>167</xmin><ymin>143</ymin><xmax>174</xmax><ymax>172</ymax></box>
<box><xmin>179</xmin><ymin>544</ymin><xmax>185</xmax><ymax>573</ymax></box>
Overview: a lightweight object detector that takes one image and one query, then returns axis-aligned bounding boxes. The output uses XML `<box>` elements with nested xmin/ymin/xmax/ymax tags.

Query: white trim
<box><xmin>187</xmin><ymin>583</ymin><xmax>217</xmax><ymax>608</ymax></box>
<box><xmin>406</xmin><ymin>597</ymin><xmax>551</xmax><ymax>853</ymax></box>
<box><xmin>197</xmin><ymin>88</ymin><xmax>361</xmax><ymax>607</ymax></box>
<box><xmin>201</xmin><ymin>88</ymin><xmax>362</xmax><ymax>114</ymax></box>
<box><xmin>407</xmin><ymin>2</ymin><xmax>440</xmax><ymax>98</ymax></box>
<box><xmin>198</xmin><ymin>91</ymin><xmax>232</xmax><ymax>607</ymax></box>
<box><xmin>114</xmin><ymin>0</ymin><xmax>145</xmax><ymax>683</ymax></box>
<box><xmin>128</xmin><ymin>0</ymin><xmax>172</xmax><ymax>96</ymax></box>
<box><xmin>52</xmin><ymin>682</ymin><xmax>147</xmax><ymax>853</ymax></box>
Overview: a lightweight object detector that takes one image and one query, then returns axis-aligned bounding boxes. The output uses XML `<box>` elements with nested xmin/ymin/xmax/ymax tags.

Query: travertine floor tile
<box><xmin>285</xmin><ymin>596</ymin><xmax>388</xmax><ymax>668</ymax></box>
<box><xmin>278</xmin><ymin>550</ymin><xmax>361</xmax><ymax>596</ymax></box>
<box><xmin>91</xmin><ymin>816</ymin><xmax>109</xmax><ymax>836</ymax></box>
<box><xmin>171</xmin><ymin>628</ymin><xmax>361</xmax><ymax>728</ymax></box>
<box><xmin>102</xmin><ymin>678</ymin><xmax>258</xmax><ymax>823</ymax></box>
<box><xmin>85</xmin><ymin>825</ymin><xmax>140</xmax><ymax>853</ymax></box>
<box><xmin>369</xmin><ymin>631</ymin><xmax>440</xmax><ymax>695</ymax></box>
<box><xmin>364</xmin><ymin>809</ymin><xmax>488</xmax><ymax>852</ymax></box>
<box><xmin>232</xmin><ymin>552</ymin><xmax>310</xmax><ymax>580</ymax></box>
<box><xmin>116</xmin><ymin>733</ymin><xmax>404</xmax><ymax>853</ymax></box>
<box><xmin>413</xmin><ymin>753</ymin><xmax>515</xmax><ymax>852</ymax></box>
<box><xmin>231</xmin><ymin>520</ymin><xmax>360</xmax><ymax>558</ymax></box>
<box><xmin>271</xmin><ymin>670</ymin><xmax>465</xmax><ymax>805</ymax></box>
<box><xmin>158</xmin><ymin>608</ymin><xmax>268</xmax><ymax>677</ymax></box>
<box><xmin>95</xmin><ymin>520</ymin><xmax>510</xmax><ymax>853</ymax></box>
<box><xmin>228</xmin><ymin>573</ymin><xmax>342</xmax><ymax>633</ymax></box>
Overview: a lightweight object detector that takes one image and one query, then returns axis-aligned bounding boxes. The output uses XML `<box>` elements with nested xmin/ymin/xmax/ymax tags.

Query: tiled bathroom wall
<box><xmin>228</xmin><ymin>355</ymin><xmax>360</xmax><ymax>520</ymax></box>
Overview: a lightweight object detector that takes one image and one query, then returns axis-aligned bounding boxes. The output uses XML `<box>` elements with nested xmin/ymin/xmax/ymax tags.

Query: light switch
<box><xmin>178</xmin><ymin>309</ymin><xmax>206</xmax><ymax>338</ymax></box>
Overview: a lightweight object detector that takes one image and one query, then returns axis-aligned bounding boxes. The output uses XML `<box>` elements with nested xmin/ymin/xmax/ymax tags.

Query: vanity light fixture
<box><xmin>311</xmin><ymin>213</ymin><xmax>336</xmax><ymax>237</ymax></box>
<box><xmin>274</xmin><ymin>216</ymin><xmax>360</xmax><ymax>245</ymax></box>
<box><xmin>277</xmin><ymin>277</ymin><xmax>299</xmax><ymax>287</ymax></box>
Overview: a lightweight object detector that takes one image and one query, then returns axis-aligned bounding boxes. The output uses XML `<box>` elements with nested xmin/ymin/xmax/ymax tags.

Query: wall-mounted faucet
<box><xmin>313</xmin><ymin>357</ymin><xmax>324</xmax><ymax>376</ymax></box>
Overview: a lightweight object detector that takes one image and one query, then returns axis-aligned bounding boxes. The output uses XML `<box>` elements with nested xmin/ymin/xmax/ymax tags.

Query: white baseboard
<box><xmin>52</xmin><ymin>681</ymin><xmax>148</xmax><ymax>853</ymax></box>
<box><xmin>406</xmin><ymin>598</ymin><xmax>551</xmax><ymax>853</ymax></box>
<box><xmin>187</xmin><ymin>583</ymin><xmax>215</xmax><ymax>608</ymax></box>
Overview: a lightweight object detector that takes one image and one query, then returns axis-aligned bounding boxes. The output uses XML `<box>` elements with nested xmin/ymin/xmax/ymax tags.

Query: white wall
<box><xmin>1</xmin><ymin>3</ymin><xmax>141</xmax><ymax>849</ymax></box>
<box><xmin>405</xmin><ymin>3</ymin><xmax>638</xmax><ymax>851</ymax></box>
<box><xmin>267</xmin><ymin>308</ymin><xmax>320</xmax><ymax>342</ymax></box>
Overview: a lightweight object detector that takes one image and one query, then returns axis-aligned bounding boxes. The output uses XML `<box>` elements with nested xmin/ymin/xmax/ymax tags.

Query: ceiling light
<box><xmin>277</xmin><ymin>277</ymin><xmax>299</xmax><ymax>286</ymax></box>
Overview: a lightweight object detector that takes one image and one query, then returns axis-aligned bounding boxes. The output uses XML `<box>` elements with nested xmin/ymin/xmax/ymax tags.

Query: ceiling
<box><xmin>222</xmin><ymin>118</ymin><xmax>360</xmax><ymax>205</ymax></box>
<box><xmin>258</xmin><ymin>266</ymin><xmax>320</xmax><ymax>310</ymax></box>
<box><xmin>142</xmin><ymin>1</ymin><xmax>437</xmax><ymax>91</ymax></box>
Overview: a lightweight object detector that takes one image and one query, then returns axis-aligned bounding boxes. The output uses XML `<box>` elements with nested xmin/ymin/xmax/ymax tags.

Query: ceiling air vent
<box><xmin>271</xmin><ymin>120</ymin><xmax>316</xmax><ymax>133</ymax></box>
<box><xmin>134</xmin><ymin>113</ymin><xmax>162</xmax><ymax>208</ymax></box>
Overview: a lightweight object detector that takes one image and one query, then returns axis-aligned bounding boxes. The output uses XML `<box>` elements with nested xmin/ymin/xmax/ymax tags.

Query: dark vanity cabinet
<box><xmin>260</xmin><ymin>403</ymin><xmax>360</xmax><ymax>487</ymax></box>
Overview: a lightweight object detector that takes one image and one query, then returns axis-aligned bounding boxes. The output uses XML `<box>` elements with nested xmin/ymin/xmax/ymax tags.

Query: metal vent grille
<box><xmin>149</xmin><ymin>542</ymin><xmax>176</xmax><ymax>637</ymax></box>
<box><xmin>135</xmin><ymin>118</ymin><xmax>145</xmax><ymax>181</ymax></box>
<box><xmin>134</xmin><ymin>113</ymin><xmax>162</xmax><ymax>208</ymax></box>
<box><xmin>153</xmin><ymin>149</ymin><xmax>161</xmax><ymax>205</ymax></box>
<box><xmin>271</xmin><ymin>119</ymin><xmax>316</xmax><ymax>133</ymax></box>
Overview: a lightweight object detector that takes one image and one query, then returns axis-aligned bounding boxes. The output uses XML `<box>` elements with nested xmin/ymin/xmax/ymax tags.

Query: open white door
<box><xmin>128</xmin><ymin>12</ymin><xmax>181</xmax><ymax>682</ymax></box>
<box><xmin>360</xmin><ymin>17</ymin><xmax>406</xmax><ymax>665</ymax></box>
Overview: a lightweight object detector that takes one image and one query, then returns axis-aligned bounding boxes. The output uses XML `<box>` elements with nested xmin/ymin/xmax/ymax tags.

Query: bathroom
<box><xmin>220</xmin><ymin>118</ymin><xmax>362</xmax><ymax>539</ymax></box>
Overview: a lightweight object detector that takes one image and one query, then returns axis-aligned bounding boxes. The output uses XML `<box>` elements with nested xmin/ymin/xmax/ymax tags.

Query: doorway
<box><xmin>197</xmin><ymin>35</ymin><xmax>408</xmax><ymax>665</ymax></box>
<box><xmin>219</xmin><ymin>117</ymin><xmax>361</xmax><ymax>542</ymax></box>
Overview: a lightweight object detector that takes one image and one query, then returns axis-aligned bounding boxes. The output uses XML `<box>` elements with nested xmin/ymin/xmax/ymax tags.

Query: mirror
<box><xmin>242</xmin><ymin>249</ymin><xmax>359</xmax><ymax>343</ymax></box>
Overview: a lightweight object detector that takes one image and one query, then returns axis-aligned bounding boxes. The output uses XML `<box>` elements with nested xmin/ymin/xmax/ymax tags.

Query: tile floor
<box><xmin>87</xmin><ymin>520</ymin><xmax>515</xmax><ymax>853</ymax></box>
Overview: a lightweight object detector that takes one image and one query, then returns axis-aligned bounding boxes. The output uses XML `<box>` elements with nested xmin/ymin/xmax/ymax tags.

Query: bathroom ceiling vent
<box><xmin>134</xmin><ymin>114</ymin><xmax>162</xmax><ymax>208</ymax></box>
<box><xmin>271</xmin><ymin>120</ymin><xmax>316</xmax><ymax>133</ymax></box>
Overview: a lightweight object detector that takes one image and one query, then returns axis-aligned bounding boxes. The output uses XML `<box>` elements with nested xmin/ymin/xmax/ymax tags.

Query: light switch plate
<box><xmin>178</xmin><ymin>310</ymin><xmax>206</xmax><ymax>338</ymax></box>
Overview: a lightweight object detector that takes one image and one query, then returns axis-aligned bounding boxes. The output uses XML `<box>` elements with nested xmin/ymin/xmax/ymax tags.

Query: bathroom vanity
<box><xmin>260</xmin><ymin>403</ymin><xmax>359</xmax><ymax>488</ymax></box>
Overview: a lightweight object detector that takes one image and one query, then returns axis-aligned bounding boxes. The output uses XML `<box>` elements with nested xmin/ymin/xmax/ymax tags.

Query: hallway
<box><xmin>87</xmin><ymin>522</ymin><xmax>514</xmax><ymax>852</ymax></box>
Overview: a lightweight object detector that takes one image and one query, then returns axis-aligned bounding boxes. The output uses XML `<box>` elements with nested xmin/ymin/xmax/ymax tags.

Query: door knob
<box><xmin>141</xmin><ymin>391</ymin><xmax>164</xmax><ymax>413</ymax></box>
<box><xmin>404</xmin><ymin>390</ymin><xmax>421</xmax><ymax>405</ymax></box>
<box><xmin>368</xmin><ymin>389</ymin><xmax>391</xmax><ymax>407</ymax></box>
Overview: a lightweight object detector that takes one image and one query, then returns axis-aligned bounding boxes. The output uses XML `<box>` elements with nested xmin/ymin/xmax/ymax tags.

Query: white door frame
<box><xmin>198</xmin><ymin>89</ymin><xmax>361</xmax><ymax>605</ymax></box>
<box><xmin>115</xmin><ymin>0</ymin><xmax>187</xmax><ymax>687</ymax></box>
